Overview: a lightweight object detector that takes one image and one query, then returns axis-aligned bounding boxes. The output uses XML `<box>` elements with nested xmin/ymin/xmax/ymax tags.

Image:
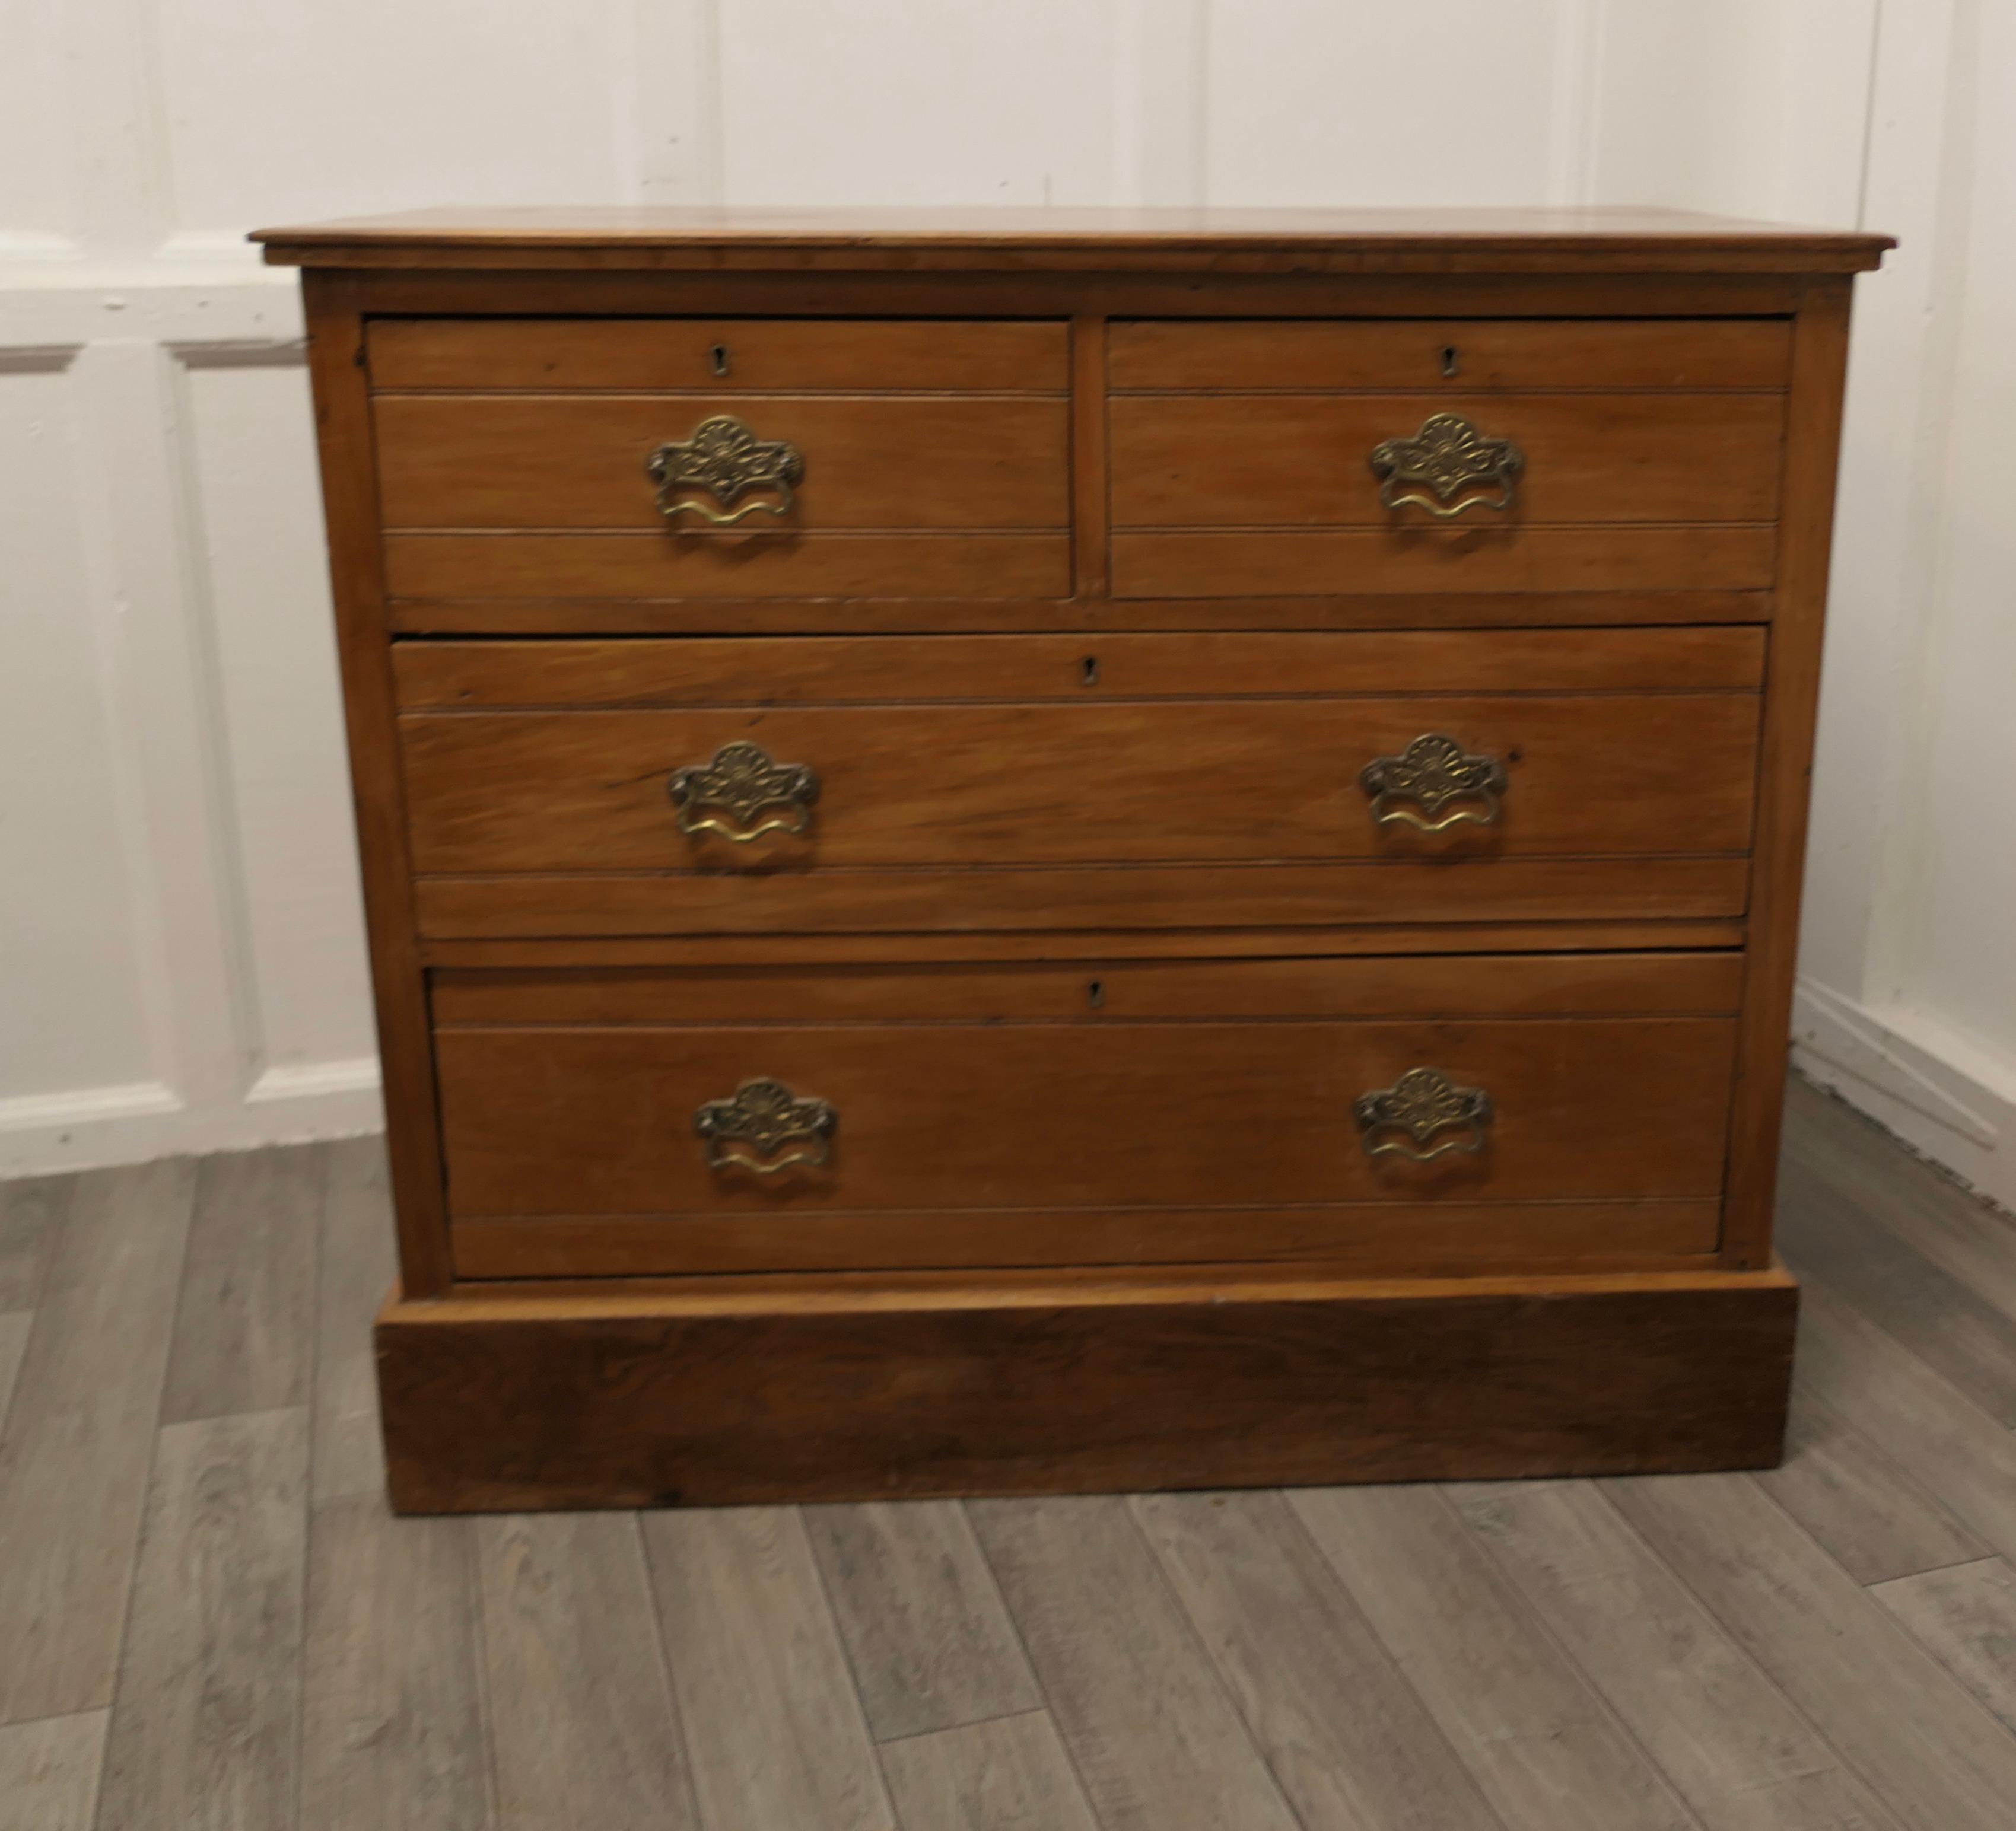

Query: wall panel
<box><xmin>0</xmin><ymin>358</ymin><xmax>160</xmax><ymax>1102</ymax></box>
<box><xmin>176</xmin><ymin>353</ymin><xmax>374</xmax><ymax>1087</ymax></box>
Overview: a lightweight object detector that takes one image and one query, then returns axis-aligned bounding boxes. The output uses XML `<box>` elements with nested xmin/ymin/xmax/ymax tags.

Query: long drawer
<box><xmin>396</xmin><ymin>628</ymin><xmax>1764</xmax><ymax>938</ymax></box>
<box><xmin>1108</xmin><ymin>318</ymin><xmax>1789</xmax><ymax>598</ymax></box>
<box><xmin>433</xmin><ymin>953</ymin><xmax>1742</xmax><ymax>1278</ymax></box>
<box><xmin>368</xmin><ymin>317</ymin><xmax>1073</xmax><ymax>601</ymax></box>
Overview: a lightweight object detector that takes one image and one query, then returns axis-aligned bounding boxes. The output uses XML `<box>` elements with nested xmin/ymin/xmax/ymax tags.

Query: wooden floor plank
<box><xmin>1452</xmin><ymin>1477</ymin><xmax>1903</xmax><ymax>1831</ymax></box>
<box><xmin>1874</xmin><ymin>1559</ymin><xmax>2016</xmax><ymax>1737</ymax></box>
<box><xmin>1134</xmin><ymin>1489</ymin><xmax>1502</xmax><ymax>1831</ymax></box>
<box><xmin>477</xmin><ymin>1512</ymin><xmax>694</xmax><ymax>1831</ymax></box>
<box><xmin>878</xmin><ymin>1711</ymin><xmax>1099</xmax><ymax>1831</ymax></box>
<box><xmin>1786</xmin><ymin>1081</ymin><xmax>2016</xmax><ymax>1325</ymax></box>
<box><xmin>1290</xmin><ymin>1485</ymin><xmax>1697</xmax><ymax>1831</ymax></box>
<box><xmin>301</xmin><ymin>1495</ymin><xmax>492</xmax><ymax>1831</ymax></box>
<box><xmin>0</xmin><ymin>1174</ymin><xmax>69</xmax><ymax>1313</ymax></box>
<box><xmin>93</xmin><ymin>1408</ymin><xmax>309</xmax><ymax>1831</ymax></box>
<box><xmin>643</xmin><ymin>1505</ymin><xmax>890</xmax><ymax>1831</ymax></box>
<box><xmin>311</xmin><ymin>1138</ymin><xmax>397</xmax><ymax>1505</ymax></box>
<box><xmin>969</xmin><ymin>1495</ymin><xmax>1304</xmax><ymax>1831</ymax></box>
<box><xmin>0</xmin><ymin>1314</ymin><xmax>29</xmax><ymax>1433</ymax></box>
<box><xmin>1606</xmin><ymin>1470</ymin><xmax>2016</xmax><ymax>1831</ymax></box>
<box><xmin>0</xmin><ymin>1709</ymin><xmax>106</xmax><ymax>1831</ymax></box>
<box><xmin>1756</xmin><ymin>1364</ymin><xmax>1988</xmax><ymax>1585</ymax></box>
<box><xmin>803</xmin><ymin>1500</ymin><xmax>1042</xmax><ymax>1743</ymax></box>
<box><xmin>162</xmin><ymin>1144</ymin><xmax>324</xmax><ymax>1425</ymax></box>
<box><xmin>0</xmin><ymin>1158</ymin><xmax>195</xmax><ymax>1725</ymax></box>
<box><xmin>1778</xmin><ymin>1107</ymin><xmax>2016</xmax><ymax>1425</ymax></box>
<box><xmin>1793</xmin><ymin>1282</ymin><xmax>2016</xmax><ymax>1561</ymax></box>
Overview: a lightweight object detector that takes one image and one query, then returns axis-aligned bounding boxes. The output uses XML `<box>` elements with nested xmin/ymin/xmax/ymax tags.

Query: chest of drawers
<box><xmin>257</xmin><ymin>208</ymin><xmax>1888</xmax><ymax>1512</ymax></box>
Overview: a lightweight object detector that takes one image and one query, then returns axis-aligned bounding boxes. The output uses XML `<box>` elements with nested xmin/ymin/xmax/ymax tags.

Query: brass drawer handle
<box><xmin>1369</xmin><ymin>412</ymin><xmax>1522</xmax><ymax>518</ymax></box>
<box><xmin>1359</xmin><ymin>733</ymin><xmax>1506</xmax><ymax>832</ymax></box>
<box><xmin>669</xmin><ymin>740</ymin><xmax>820</xmax><ymax>843</ymax></box>
<box><xmin>646</xmin><ymin>413</ymin><xmax>805</xmax><ymax>525</ymax></box>
<box><xmin>1354</xmin><ymin>1068</ymin><xmax>1493</xmax><ymax>1162</ymax></box>
<box><xmin>695</xmin><ymin>1077</ymin><xmax>837</xmax><ymax>1174</ymax></box>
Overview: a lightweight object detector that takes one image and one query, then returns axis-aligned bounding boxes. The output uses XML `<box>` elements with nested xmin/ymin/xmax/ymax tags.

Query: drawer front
<box><xmin>433</xmin><ymin>954</ymin><xmax>1741</xmax><ymax>1278</ymax></box>
<box><xmin>397</xmin><ymin>629</ymin><xmax>1762</xmax><ymax>938</ymax></box>
<box><xmin>370</xmin><ymin>319</ymin><xmax>1071</xmax><ymax>601</ymax></box>
<box><xmin>1108</xmin><ymin>319</ymin><xmax>1786</xmax><ymax>598</ymax></box>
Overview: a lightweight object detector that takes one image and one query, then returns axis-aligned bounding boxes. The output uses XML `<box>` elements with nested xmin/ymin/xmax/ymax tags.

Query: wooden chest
<box><xmin>256</xmin><ymin>207</ymin><xmax>1890</xmax><ymax>1511</ymax></box>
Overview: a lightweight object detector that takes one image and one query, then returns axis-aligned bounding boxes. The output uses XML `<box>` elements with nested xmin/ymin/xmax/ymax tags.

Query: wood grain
<box><xmin>413</xmin><ymin>855</ymin><xmax>1751</xmax><ymax>938</ymax></box>
<box><xmin>1607</xmin><ymin>1469</ymin><xmax>2016</xmax><ymax>1831</ymax></box>
<box><xmin>642</xmin><ymin>1506</ymin><xmax>888</xmax><ymax>1831</ymax></box>
<box><xmin>1780</xmin><ymin>1156</ymin><xmax>2016</xmax><ymax>1424</ymax></box>
<box><xmin>94</xmin><ymin>1409</ymin><xmax>309</xmax><ymax>1831</ymax></box>
<box><xmin>1719</xmin><ymin>279</ymin><xmax>1855</xmax><ymax>1269</ymax></box>
<box><xmin>0</xmin><ymin>1160</ymin><xmax>195</xmax><ymax>1723</ymax></box>
<box><xmin>1109</xmin><ymin>316</ymin><xmax>1794</xmax><ymax>391</ymax></box>
<box><xmin>876</xmin><ymin>1712</ymin><xmax>1099</xmax><ymax>1831</ymax></box>
<box><xmin>1290</xmin><ymin>1484</ymin><xmax>1696</xmax><ymax>1831</ymax></box>
<box><xmin>302</xmin><ymin>271</ymin><xmax>453</xmax><ymax>1298</ymax></box>
<box><xmin>0</xmin><ymin>1314</ymin><xmax>28</xmax><ymax>1434</ymax></box>
<box><xmin>1112</xmin><ymin>524</ymin><xmax>1776</xmax><ymax>597</ymax></box>
<box><xmin>421</xmin><ymin>918</ymin><xmax>1750</xmax><ymax>969</ymax></box>
<box><xmin>0</xmin><ymin>1712</ymin><xmax>107</xmax><ymax>1831</ymax></box>
<box><xmin>1111</xmin><ymin>391</ymin><xmax>1784</xmax><ymax>526</ymax></box>
<box><xmin>376</xmin><ymin>394</ymin><xmax>1070</xmax><ymax>530</ymax></box>
<box><xmin>476</xmin><ymin>1512</ymin><xmax>694</xmax><ymax>1831</ymax></box>
<box><xmin>161</xmin><ymin>1144</ymin><xmax>322</xmax><ymax>1424</ymax></box>
<box><xmin>1875</xmin><ymin>1559</ymin><xmax>2016</xmax><ymax>1736</ymax></box>
<box><xmin>1452</xmin><ymin>1478</ymin><xmax>1903</xmax><ymax>1831</ymax></box>
<box><xmin>433</xmin><ymin>1009</ymin><xmax>1738</xmax><ymax>1223</ymax></box>
<box><xmin>450</xmin><ymin>1205</ymin><xmax>1721</xmax><ymax>1282</ymax></box>
<box><xmin>399</xmin><ymin>692</ymin><xmax>1761</xmax><ymax>873</ymax></box>
<box><xmin>1787</xmin><ymin>1281</ymin><xmax>2016</xmax><ymax>1561</ymax></box>
<box><xmin>250</xmin><ymin>203</ymin><xmax>1892</xmax><ymax>276</ymax></box>
<box><xmin>0</xmin><ymin>1174</ymin><xmax>68</xmax><ymax>1312</ymax></box>
<box><xmin>386</xmin><ymin>530</ymin><xmax>1072</xmax><ymax>600</ymax></box>
<box><xmin>311</xmin><ymin>1136</ymin><xmax>397</xmax><ymax>1505</ymax></box>
<box><xmin>430</xmin><ymin>951</ymin><xmax>1745</xmax><ymax>1024</ymax></box>
<box><xmin>300</xmin><ymin>1496</ymin><xmax>491</xmax><ymax>1831</ymax></box>
<box><xmin>800</xmin><ymin>1501</ymin><xmax>1042</xmax><ymax>1740</ymax></box>
<box><xmin>393</xmin><ymin>626</ymin><xmax>1767</xmax><ymax>706</ymax></box>
<box><xmin>1754</xmin><ymin>1381</ymin><xmax>1988</xmax><ymax>1585</ymax></box>
<box><xmin>1134</xmin><ymin>1489</ymin><xmax>1502</xmax><ymax>1831</ymax></box>
<box><xmin>374</xmin><ymin>1266</ymin><xmax>1796</xmax><ymax>1510</ymax></box>
<box><xmin>387</xmin><ymin>586</ymin><xmax>1772</xmax><ymax>636</ymax></box>
<box><xmin>369</xmin><ymin>316</ymin><xmax>1070</xmax><ymax>392</ymax></box>
<box><xmin>969</xmin><ymin>1495</ymin><xmax>1304</xmax><ymax>1831</ymax></box>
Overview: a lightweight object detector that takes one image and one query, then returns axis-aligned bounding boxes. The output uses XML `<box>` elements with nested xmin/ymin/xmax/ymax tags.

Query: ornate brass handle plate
<box><xmin>1359</xmin><ymin>733</ymin><xmax>1507</xmax><ymax>832</ymax></box>
<box><xmin>668</xmin><ymin>740</ymin><xmax>820</xmax><ymax>843</ymax></box>
<box><xmin>646</xmin><ymin>414</ymin><xmax>806</xmax><ymax>524</ymax></box>
<box><xmin>694</xmin><ymin>1077</ymin><xmax>837</xmax><ymax>1174</ymax></box>
<box><xmin>1369</xmin><ymin>412</ymin><xmax>1523</xmax><ymax>518</ymax></box>
<box><xmin>1354</xmin><ymin>1068</ymin><xmax>1493</xmax><ymax>1162</ymax></box>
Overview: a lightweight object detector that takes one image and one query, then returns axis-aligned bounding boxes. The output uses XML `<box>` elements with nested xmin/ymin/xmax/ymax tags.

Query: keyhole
<box><xmin>1087</xmin><ymin>979</ymin><xmax>1105</xmax><ymax>1010</ymax></box>
<box><xmin>1440</xmin><ymin>345</ymin><xmax>1460</xmax><ymax>378</ymax></box>
<box><xmin>1081</xmin><ymin>655</ymin><xmax>1099</xmax><ymax>687</ymax></box>
<box><xmin>710</xmin><ymin>343</ymin><xmax>730</xmax><ymax>377</ymax></box>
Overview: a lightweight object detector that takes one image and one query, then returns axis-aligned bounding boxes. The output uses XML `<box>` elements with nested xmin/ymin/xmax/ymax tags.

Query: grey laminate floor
<box><xmin>4</xmin><ymin>1077</ymin><xmax>2016</xmax><ymax>1830</ymax></box>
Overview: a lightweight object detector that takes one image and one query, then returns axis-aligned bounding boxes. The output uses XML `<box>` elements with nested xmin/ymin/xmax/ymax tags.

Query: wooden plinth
<box><xmin>377</xmin><ymin>1263</ymin><xmax>1797</xmax><ymax>1512</ymax></box>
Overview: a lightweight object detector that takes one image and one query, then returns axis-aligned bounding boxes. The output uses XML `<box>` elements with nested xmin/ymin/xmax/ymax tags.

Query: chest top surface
<box><xmin>252</xmin><ymin>205</ymin><xmax>1891</xmax><ymax>274</ymax></box>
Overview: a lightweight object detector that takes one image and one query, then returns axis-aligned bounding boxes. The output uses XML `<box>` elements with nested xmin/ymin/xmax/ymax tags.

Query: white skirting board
<box><xmin>1792</xmin><ymin>979</ymin><xmax>2016</xmax><ymax>1217</ymax></box>
<box><xmin>0</xmin><ymin>1059</ymin><xmax>382</xmax><ymax>1179</ymax></box>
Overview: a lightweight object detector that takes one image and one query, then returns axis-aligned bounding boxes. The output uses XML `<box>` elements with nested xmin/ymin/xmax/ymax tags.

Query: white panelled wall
<box><xmin>2</xmin><ymin>1</ymin><xmax>2011</xmax><ymax>1205</ymax></box>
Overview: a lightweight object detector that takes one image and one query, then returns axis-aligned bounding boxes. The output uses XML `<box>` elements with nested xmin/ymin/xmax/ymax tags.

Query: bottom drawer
<box><xmin>432</xmin><ymin>953</ymin><xmax>1741</xmax><ymax>1279</ymax></box>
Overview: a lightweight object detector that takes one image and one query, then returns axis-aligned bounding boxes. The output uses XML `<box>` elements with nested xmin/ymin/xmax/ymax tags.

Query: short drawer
<box><xmin>369</xmin><ymin>318</ymin><xmax>1071</xmax><ymax>601</ymax></box>
<box><xmin>432</xmin><ymin>953</ymin><xmax>1741</xmax><ymax>1279</ymax></box>
<box><xmin>395</xmin><ymin>628</ymin><xmax>1763</xmax><ymax>938</ymax></box>
<box><xmin>1107</xmin><ymin>318</ymin><xmax>1787</xmax><ymax>598</ymax></box>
